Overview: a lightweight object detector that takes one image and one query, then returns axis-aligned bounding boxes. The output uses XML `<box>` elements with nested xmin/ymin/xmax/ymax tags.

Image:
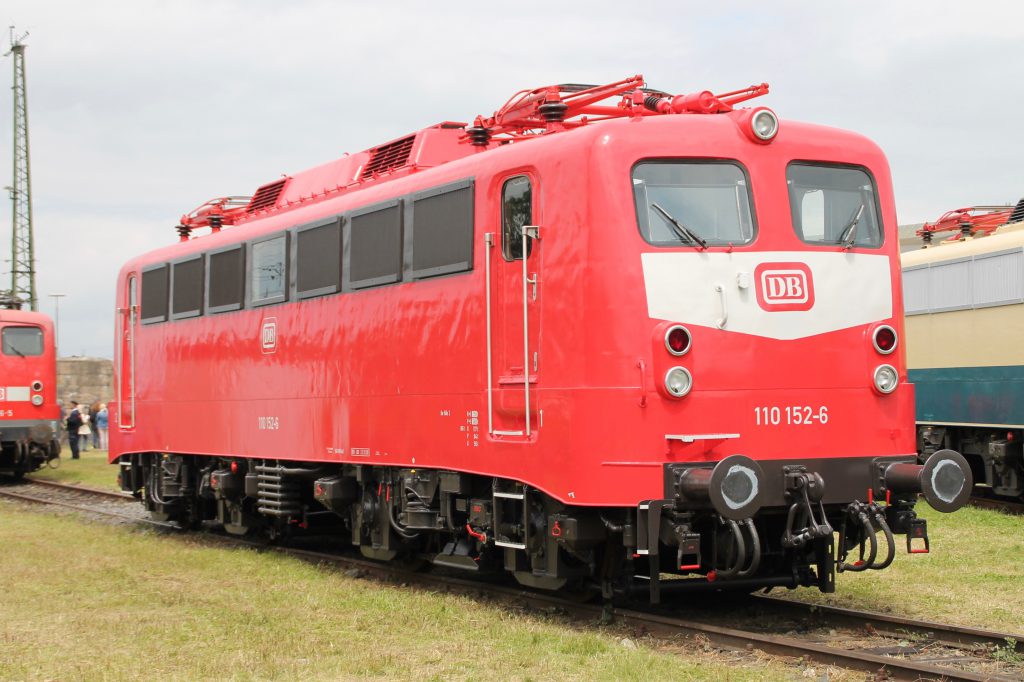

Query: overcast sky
<box><xmin>2</xmin><ymin>1</ymin><xmax>1023</xmax><ymax>358</ymax></box>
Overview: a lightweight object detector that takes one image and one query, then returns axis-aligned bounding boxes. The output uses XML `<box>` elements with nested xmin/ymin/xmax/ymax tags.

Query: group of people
<box><xmin>64</xmin><ymin>400</ymin><xmax>109</xmax><ymax>460</ymax></box>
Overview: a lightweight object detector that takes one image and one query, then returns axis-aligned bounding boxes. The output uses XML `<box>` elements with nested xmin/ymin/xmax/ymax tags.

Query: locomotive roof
<box><xmin>0</xmin><ymin>308</ymin><xmax>52</xmax><ymax>326</ymax></box>
<box><xmin>170</xmin><ymin>78</ymin><xmax>778</xmax><ymax>237</ymax></box>
<box><xmin>123</xmin><ymin>76</ymin><xmax>889</xmax><ymax>274</ymax></box>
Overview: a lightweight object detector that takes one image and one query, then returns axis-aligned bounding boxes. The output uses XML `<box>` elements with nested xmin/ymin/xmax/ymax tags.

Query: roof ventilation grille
<box><xmin>246</xmin><ymin>178</ymin><xmax>287</xmax><ymax>213</ymax></box>
<box><xmin>361</xmin><ymin>135</ymin><xmax>416</xmax><ymax>180</ymax></box>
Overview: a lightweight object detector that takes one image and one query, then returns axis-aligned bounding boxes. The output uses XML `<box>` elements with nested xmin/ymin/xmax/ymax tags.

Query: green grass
<box><xmin>30</xmin><ymin>446</ymin><xmax>119</xmax><ymax>490</ymax></box>
<box><xmin>0</xmin><ymin>505</ymin><xmax>796</xmax><ymax>682</ymax></box>
<box><xmin>783</xmin><ymin>502</ymin><xmax>1024</xmax><ymax>633</ymax></box>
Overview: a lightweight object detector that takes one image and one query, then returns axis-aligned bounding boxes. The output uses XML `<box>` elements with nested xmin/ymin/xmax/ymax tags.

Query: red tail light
<box><xmin>873</xmin><ymin>325</ymin><xmax>897</xmax><ymax>354</ymax></box>
<box><xmin>665</xmin><ymin>325</ymin><xmax>692</xmax><ymax>356</ymax></box>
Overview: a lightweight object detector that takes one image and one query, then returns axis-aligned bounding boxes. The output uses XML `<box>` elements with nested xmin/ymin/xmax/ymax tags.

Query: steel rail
<box><xmin>3</xmin><ymin>483</ymin><xmax>1021</xmax><ymax>681</ymax></box>
<box><xmin>969</xmin><ymin>495</ymin><xmax>1024</xmax><ymax>516</ymax></box>
<box><xmin>0</xmin><ymin>483</ymin><xmax>174</xmax><ymax>528</ymax></box>
<box><xmin>24</xmin><ymin>477</ymin><xmax>135</xmax><ymax>500</ymax></box>
<box><xmin>753</xmin><ymin>594</ymin><xmax>1024</xmax><ymax>653</ymax></box>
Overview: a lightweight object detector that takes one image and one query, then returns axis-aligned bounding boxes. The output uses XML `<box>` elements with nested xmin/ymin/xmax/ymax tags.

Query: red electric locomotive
<box><xmin>112</xmin><ymin>76</ymin><xmax>972</xmax><ymax>601</ymax></box>
<box><xmin>0</xmin><ymin>303</ymin><xmax>61</xmax><ymax>477</ymax></box>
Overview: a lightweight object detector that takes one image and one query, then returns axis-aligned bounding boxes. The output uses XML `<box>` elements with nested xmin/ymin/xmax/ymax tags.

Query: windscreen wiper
<box><xmin>651</xmin><ymin>202</ymin><xmax>708</xmax><ymax>250</ymax></box>
<box><xmin>838</xmin><ymin>204</ymin><xmax>865</xmax><ymax>249</ymax></box>
<box><xmin>5</xmin><ymin>345</ymin><xmax>25</xmax><ymax>358</ymax></box>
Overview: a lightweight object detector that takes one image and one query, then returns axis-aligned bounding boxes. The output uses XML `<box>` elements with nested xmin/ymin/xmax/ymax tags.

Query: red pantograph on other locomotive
<box><xmin>111</xmin><ymin>76</ymin><xmax>972</xmax><ymax>601</ymax></box>
<box><xmin>0</xmin><ymin>305</ymin><xmax>61</xmax><ymax>477</ymax></box>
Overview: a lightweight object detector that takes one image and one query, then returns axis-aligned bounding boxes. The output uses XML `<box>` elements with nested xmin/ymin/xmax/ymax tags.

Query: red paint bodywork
<box><xmin>111</xmin><ymin>87</ymin><xmax>914</xmax><ymax>509</ymax></box>
<box><xmin>0</xmin><ymin>309</ymin><xmax>60</xmax><ymax>427</ymax></box>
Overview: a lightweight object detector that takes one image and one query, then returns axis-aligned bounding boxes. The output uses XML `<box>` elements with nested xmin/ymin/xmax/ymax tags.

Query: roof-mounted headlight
<box><xmin>751</xmin><ymin>108</ymin><xmax>778</xmax><ymax>141</ymax></box>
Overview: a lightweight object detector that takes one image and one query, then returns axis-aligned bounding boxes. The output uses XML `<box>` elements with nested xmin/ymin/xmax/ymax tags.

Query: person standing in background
<box><xmin>66</xmin><ymin>401</ymin><xmax>82</xmax><ymax>459</ymax></box>
<box><xmin>89</xmin><ymin>400</ymin><xmax>102</xmax><ymax>449</ymax></box>
<box><xmin>78</xmin><ymin>406</ymin><xmax>92</xmax><ymax>452</ymax></box>
<box><xmin>96</xmin><ymin>403</ymin><xmax>109</xmax><ymax>451</ymax></box>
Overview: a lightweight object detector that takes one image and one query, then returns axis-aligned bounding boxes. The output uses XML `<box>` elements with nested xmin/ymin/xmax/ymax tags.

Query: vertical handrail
<box><xmin>115</xmin><ymin>306</ymin><xmax>124</xmax><ymax>426</ymax></box>
<box><xmin>521</xmin><ymin>226</ymin><xmax>531</xmax><ymax>437</ymax></box>
<box><xmin>484</xmin><ymin>233</ymin><xmax>494</xmax><ymax>435</ymax></box>
<box><xmin>127</xmin><ymin>276</ymin><xmax>137</xmax><ymax>429</ymax></box>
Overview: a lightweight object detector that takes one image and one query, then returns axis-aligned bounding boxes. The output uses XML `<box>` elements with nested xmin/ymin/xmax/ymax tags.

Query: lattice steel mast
<box><xmin>4</xmin><ymin>27</ymin><xmax>35</xmax><ymax>311</ymax></box>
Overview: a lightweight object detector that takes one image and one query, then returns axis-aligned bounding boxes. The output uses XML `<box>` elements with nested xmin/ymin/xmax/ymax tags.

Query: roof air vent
<box><xmin>246</xmin><ymin>179</ymin><xmax>287</xmax><ymax>213</ymax></box>
<box><xmin>1010</xmin><ymin>198</ymin><xmax>1024</xmax><ymax>225</ymax></box>
<box><xmin>361</xmin><ymin>135</ymin><xmax>416</xmax><ymax>180</ymax></box>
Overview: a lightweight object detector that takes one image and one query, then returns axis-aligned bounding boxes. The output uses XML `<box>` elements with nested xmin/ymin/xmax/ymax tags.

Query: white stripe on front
<box><xmin>641</xmin><ymin>251</ymin><xmax>893</xmax><ymax>340</ymax></box>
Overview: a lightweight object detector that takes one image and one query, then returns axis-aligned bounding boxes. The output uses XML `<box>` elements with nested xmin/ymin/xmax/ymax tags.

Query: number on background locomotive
<box><xmin>112</xmin><ymin>76</ymin><xmax>972</xmax><ymax>601</ymax></box>
<box><xmin>904</xmin><ymin>200</ymin><xmax>1024</xmax><ymax>502</ymax></box>
<box><xmin>0</xmin><ymin>300</ymin><xmax>61</xmax><ymax>477</ymax></box>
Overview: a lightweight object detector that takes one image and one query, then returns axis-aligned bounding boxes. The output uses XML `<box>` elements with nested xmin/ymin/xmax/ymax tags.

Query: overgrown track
<box><xmin>4</xmin><ymin>479</ymin><xmax>1022</xmax><ymax>681</ymax></box>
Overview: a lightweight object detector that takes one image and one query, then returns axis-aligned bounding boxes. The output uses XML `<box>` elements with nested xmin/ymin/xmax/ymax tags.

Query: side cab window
<box><xmin>501</xmin><ymin>176</ymin><xmax>534</xmax><ymax>261</ymax></box>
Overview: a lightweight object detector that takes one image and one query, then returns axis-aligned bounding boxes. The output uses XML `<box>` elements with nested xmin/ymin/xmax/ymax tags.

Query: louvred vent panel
<box><xmin>361</xmin><ymin>136</ymin><xmax>415</xmax><ymax>180</ymax></box>
<box><xmin>246</xmin><ymin>179</ymin><xmax>287</xmax><ymax>213</ymax></box>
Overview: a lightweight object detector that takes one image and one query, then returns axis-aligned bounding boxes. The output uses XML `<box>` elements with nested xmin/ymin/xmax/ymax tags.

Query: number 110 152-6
<box><xmin>754</xmin><ymin>405</ymin><xmax>829</xmax><ymax>426</ymax></box>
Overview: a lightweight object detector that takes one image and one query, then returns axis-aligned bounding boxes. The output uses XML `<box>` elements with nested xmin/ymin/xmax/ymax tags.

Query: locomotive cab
<box><xmin>0</xmin><ymin>310</ymin><xmax>61</xmax><ymax>477</ymax></box>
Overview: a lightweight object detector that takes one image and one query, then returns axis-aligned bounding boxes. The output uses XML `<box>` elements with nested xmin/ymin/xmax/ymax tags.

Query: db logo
<box><xmin>261</xmin><ymin>318</ymin><xmax>277</xmax><ymax>354</ymax></box>
<box><xmin>755</xmin><ymin>262</ymin><xmax>815</xmax><ymax>312</ymax></box>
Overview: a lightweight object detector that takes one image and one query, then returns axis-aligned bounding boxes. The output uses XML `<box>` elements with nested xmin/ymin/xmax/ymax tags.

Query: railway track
<box><xmin>969</xmin><ymin>493</ymin><xmax>1024</xmax><ymax>516</ymax></box>
<box><xmin>3</xmin><ymin>478</ymin><xmax>1022</xmax><ymax>681</ymax></box>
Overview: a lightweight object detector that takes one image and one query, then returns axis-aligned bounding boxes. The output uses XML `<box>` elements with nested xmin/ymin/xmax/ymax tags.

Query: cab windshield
<box><xmin>2</xmin><ymin>326</ymin><xmax>43</xmax><ymax>356</ymax></box>
<box><xmin>787</xmin><ymin>163</ymin><xmax>883</xmax><ymax>248</ymax></box>
<box><xmin>633</xmin><ymin>161</ymin><xmax>756</xmax><ymax>247</ymax></box>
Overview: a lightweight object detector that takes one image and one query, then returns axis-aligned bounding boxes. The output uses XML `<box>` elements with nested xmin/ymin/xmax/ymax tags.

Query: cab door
<box><xmin>117</xmin><ymin>275</ymin><xmax>137</xmax><ymax>429</ymax></box>
<box><xmin>486</xmin><ymin>174</ymin><xmax>541</xmax><ymax>440</ymax></box>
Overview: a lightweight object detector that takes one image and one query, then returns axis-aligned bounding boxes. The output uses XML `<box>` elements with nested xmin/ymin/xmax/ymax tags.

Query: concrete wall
<box><xmin>58</xmin><ymin>357</ymin><xmax>114</xmax><ymax>407</ymax></box>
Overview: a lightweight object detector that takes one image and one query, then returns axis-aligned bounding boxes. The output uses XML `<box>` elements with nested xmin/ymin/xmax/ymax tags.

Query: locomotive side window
<box><xmin>787</xmin><ymin>163</ymin><xmax>882</xmax><ymax>248</ymax></box>
<box><xmin>141</xmin><ymin>265</ymin><xmax>169</xmax><ymax>324</ymax></box>
<box><xmin>411</xmin><ymin>181</ymin><xmax>475</xmax><ymax>278</ymax></box>
<box><xmin>171</xmin><ymin>256</ymin><xmax>204</xmax><ymax>319</ymax></box>
<box><xmin>346</xmin><ymin>202</ymin><xmax>403</xmax><ymax>290</ymax></box>
<box><xmin>296</xmin><ymin>218</ymin><xmax>342</xmax><ymax>299</ymax></box>
<box><xmin>251</xmin><ymin>234</ymin><xmax>289</xmax><ymax>306</ymax></box>
<box><xmin>502</xmin><ymin>176</ymin><xmax>533</xmax><ymax>261</ymax></box>
<box><xmin>2</xmin><ymin>326</ymin><xmax>43</xmax><ymax>356</ymax></box>
<box><xmin>207</xmin><ymin>245</ymin><xmax>245</xmax><ymax>313</ymax></box>
<box><xmin>632</xmin><ymin>161</ymin><xmax>755</xmax><ymax>247</ymax></box>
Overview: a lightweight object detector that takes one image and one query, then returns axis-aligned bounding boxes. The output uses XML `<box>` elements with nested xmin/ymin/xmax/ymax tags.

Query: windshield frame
<box><xmin>632</xmin><ymin>158</ymin><xmax>758</xmax><ymax>248</ymax></box>
<box><xmin>786</xmin><ymin>161</ymin><xmax>885</xmax><ymax>249</ymax></box>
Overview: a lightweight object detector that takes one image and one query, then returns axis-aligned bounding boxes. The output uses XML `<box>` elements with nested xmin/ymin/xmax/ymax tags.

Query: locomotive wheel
<box><xmin>560</xmin><ymin>579</ymin><xmax>600</xmax><ymax>603</ymax></box>
<box><xmin>359</xmin><ymin>545</ymin><xmax>398</xmax><ymax>562</ymax></box>
<box><xmin>512</xmin><ymin>570</ymin><xmax>568</xmax><ymax>592</ymax></box>
<box><xmin>395</xmin><ymin>553</ymin><xmax>430</xmax><ymax>573</ymax></box>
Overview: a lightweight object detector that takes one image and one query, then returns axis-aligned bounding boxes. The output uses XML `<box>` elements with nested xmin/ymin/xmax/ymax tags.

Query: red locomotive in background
<box><xmin>111</xmin><ymin>76</ymin><xmax>972</xmax><ymax>601</ymax></box>
<box><xmin>0</xmin><ymin>304</ymin><xmax>60</xmax><ymax>477</ymax></box>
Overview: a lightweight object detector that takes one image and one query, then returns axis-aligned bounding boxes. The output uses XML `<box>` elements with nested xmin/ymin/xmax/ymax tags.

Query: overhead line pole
<box><xmin>5</xmin><ymin>27</ymin><xmax>36</xmax><ymax>311</ymax></box>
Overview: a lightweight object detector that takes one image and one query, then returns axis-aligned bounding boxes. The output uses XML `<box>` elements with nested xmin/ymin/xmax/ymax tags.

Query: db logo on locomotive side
<box><xmin>754</xmin><ymin>262</ymin><xmax>815</xmax><ymax>312</ymax></box>
<box><xmin>261</xmin><ymin>318</ymin><xmax>277</xmax><ymax>354</ymax></box>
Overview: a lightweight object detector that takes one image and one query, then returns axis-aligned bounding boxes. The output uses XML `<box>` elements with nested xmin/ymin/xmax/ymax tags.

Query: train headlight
<box><xmin>751</xmin><ymin>108</ymin><xmax>779</xmax><ymax>141</ymax></box>
<box><xmin>664</xmin><ymin>367</ymin><xmax>692</xmax><ymax>398</ymax></box>
<box><xmin>873</xmin><ymin>364</ymin><xmax>898</xmax><ymax>394</ymax></box>
<box><xmin>873</xmin><ymin>325</ymin><xmax>897</xmax><ymax>355</ymax></box>
<box><xmin>31</xmin><ymin>394</ymin><xmax>44</xmax><ymax>406</ymax></box>
<box><xmin>664</xmin><ymin>325</ymin><xmax>692</xmax><ymax>356</ymax></box>
<box><xmin>31</xmin><ymin>380</ymin><xmax>43</xmax><ymax>392</ymax></box>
